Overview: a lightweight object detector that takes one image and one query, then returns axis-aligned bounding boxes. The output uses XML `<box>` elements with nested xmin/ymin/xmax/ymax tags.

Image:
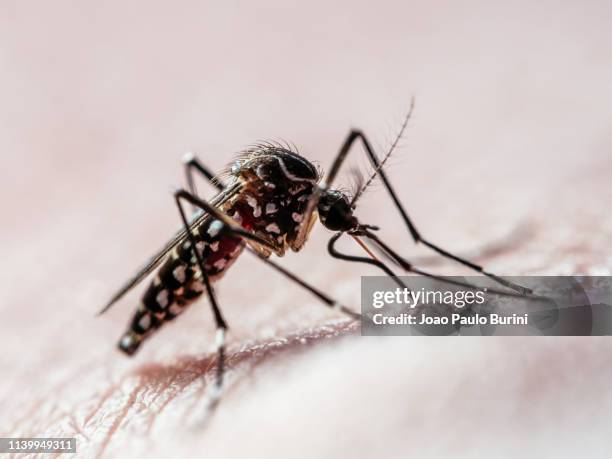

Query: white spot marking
<box><xmin>265</xmin><ymin>203</ymin><xmax>278</xmax><ymax>214</ymax></box>
<box><xmin>170</xmin><ymin>304</ymin><xmax>183</xmax><ymax>315</ymax></box>
<box><xmin>139</xmin><ymin>314</ymin><xmax>151</xmax><ymax>330</ymax></box>
<box><xmin>120</xmin><ymin>334</ymin><xmax>135</xmax><ymax>349</ymax></box>
<box><xmin>246</xmin><ymin>195</ymin><xmax>262</xmax><ymax>217</ymax></box>
<box><xmin>173</xmin><ymin>265</ymin><xmax>186</xmax><ymax>283</ymax></box>
<box><xmin>182</xmin><ymin>151</ymin><xmax>195</xmax><ymax>163</ymax></box>
<box><xmin>196</xmin><ymin>241</ymin><xmax>207</xmax><ymax>255</ymax></box>
<box><xmin>208</xmin><ymin>220</ymin><xmax>223</xmax><ymax>238</ymax></box>
<box><xmin>292</xmin><ymin>212</ymin><xmax>303</xmax><ymax>223</ymax></box>
<box><xmin>156</xmin><ymin>290</ymin><xmax>169</xmax><ymax>308</ymax></box>
<box><xmin>246</xmin><ymin>195</ymin><xmax>258</xmax><ymax>209</ymax></box>
<box><xmin>215</xmin><ymin>328</ymin><xmax>226</xmax><ymax>350</ymax></box>
<box><xmin>265</xmin><ymin>223</ymin><xmax>281</xmax><ymax>234</ymax></box>
<box><xmin>213</xmin><ymin>259</ymin><xmax>227</xmax><ymax>270</ymax></box>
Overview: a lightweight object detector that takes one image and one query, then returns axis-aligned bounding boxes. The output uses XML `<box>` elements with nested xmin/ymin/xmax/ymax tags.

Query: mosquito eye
<box><xmin>317</xmin><ymin>191</ymin><xmax>357</xmax><ymax>232</ymax></box>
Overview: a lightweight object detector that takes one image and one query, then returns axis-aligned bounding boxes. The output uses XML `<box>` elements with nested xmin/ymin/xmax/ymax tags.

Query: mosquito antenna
<box><xmin>350</xmin><ymin>97</ymin><xmax>415</xmax><ymax>208</ymax></box>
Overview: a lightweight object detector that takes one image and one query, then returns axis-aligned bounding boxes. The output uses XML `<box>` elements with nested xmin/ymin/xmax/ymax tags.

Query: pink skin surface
<box><xmin>1</xmin><ymin>1</ymin><xmax>612</xmax><ymax>458</ymax></box>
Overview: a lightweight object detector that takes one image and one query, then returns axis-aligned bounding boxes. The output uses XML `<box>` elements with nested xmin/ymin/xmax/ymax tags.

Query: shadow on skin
<box><xmin>410</xmin><ymin>220</ymin><xmax>535</xmax><ymax>267</ymax></box>
<box><xmin>86</xmin><ymin>319</ymin><xmax>359</xmax><ymax>456</ymax></box>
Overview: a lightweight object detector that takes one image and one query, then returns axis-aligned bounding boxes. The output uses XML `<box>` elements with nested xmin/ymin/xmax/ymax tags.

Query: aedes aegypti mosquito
<box><xmin>100</xmin><ymin>99</ymin><xmax>530</xmax><ymax>395</ymax></box>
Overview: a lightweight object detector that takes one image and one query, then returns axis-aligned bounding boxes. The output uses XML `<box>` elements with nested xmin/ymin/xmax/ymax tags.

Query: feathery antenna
<box><xmin>350</xmin><ymin>97</ymin><xmax>415</xmax><ymax>207</ymax></box>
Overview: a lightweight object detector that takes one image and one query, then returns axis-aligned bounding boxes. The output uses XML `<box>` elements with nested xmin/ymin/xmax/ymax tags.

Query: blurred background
<box><xmin>1</xmin><ymin>1</ymin><xmax>611</xmax><ymax>457</ymax></box>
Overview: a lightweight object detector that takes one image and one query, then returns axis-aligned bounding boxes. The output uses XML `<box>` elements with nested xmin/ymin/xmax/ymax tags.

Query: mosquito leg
<box><xmin>253</xmin><ymin>249</ymin><xmax>360</xmax><ymax>319</ymax></box>
<box><xmin>328</xmin><ymin>232</ymin><xmax>409</xmax><ymax>290</ymax></box>
<box><xmin>174</xmin><ymin>190</ymin><xmax>228</xmax><ymax>398</ymax></box>
<box><xmin>316</xmin><ymin>105</ymin><xmax>530</xmax><ymax>295</ymax></box>
<box><xmin>183</xmin><ymin>151</ymin><xmax>224</xmax><ymax>195</ymax></box>
<box><xmin>175</xmin><ymin>189</ymin><xmax>299</xmax><ymax>397</ymax></box>
<box><xmin>180</xmin><ymin>154</ymin><xmax>361</xmax><ymax>319</ymax></box>
<box><xmin>356</xmin><ymin>228</ymin><xmax>537</xmax><ymax>300</ymax></box>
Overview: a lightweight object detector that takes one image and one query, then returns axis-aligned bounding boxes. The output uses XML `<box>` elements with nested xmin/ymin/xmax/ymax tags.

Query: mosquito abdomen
<box><xmin>118</xmin><ymin>217</ymin><xmax>245</xmax><ymax>355</ymax></box>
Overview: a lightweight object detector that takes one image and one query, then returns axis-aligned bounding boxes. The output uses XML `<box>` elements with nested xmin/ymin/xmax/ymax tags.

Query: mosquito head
<box><xmin>318</xmin><ymin>189</ymin><xmax>358</xmax><ymax>232</ymax></box>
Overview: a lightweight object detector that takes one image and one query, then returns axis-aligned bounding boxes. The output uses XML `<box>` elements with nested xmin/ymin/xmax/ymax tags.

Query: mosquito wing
<box><xmin>98</xmin><ymin>181</ymin><xmax>243</xmax><ymax>315</ymax></box>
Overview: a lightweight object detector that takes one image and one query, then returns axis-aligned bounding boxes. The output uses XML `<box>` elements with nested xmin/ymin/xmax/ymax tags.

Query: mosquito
<box><xmin>99</xmin><ymin>99</ymin><xmax>530</xmax><ymax>397</ymax></box>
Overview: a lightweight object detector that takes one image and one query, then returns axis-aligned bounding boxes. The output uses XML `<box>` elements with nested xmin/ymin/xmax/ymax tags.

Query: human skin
<box><xmin>1</xmin><ymin>1</ymin><xmax>612</xmax><ymax>458</ymax></box>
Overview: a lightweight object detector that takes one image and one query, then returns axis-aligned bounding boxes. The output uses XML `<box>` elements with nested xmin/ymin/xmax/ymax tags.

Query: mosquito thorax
<box><xmin>317</xmin><ymin>189</ymin><xmax>358</xmax><ymax>232</ymax></box>
<box><xmin>229</xmin><ymin>145</ymin><xmax>321</xmax><ymax>252</ymax></box>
